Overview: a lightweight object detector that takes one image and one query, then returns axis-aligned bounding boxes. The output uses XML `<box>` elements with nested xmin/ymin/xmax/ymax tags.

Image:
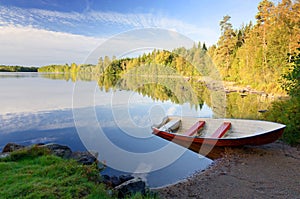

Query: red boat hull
<box><xmin>152</xmin><ymin>127</ymin><xmax>285</xmax><ymax>158</ymax></box>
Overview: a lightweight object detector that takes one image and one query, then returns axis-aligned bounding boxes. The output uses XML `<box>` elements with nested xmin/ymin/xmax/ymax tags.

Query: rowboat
<box><xmin>152</xmin><ymin>116</ymin><xmax>285</xmax><ymax>158</ymax></box>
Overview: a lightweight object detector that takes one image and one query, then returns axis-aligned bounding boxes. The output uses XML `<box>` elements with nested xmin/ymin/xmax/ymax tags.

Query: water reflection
<box><xmin>226</xmin><ymin>92</ymin><xmax>274</xmax><ymax>119</ymax></box>
<box><xmin>0</xmin><ymin>72</ymin><xmax>275</xmax><ymax>187</ymax></box>
<box><xmin>0</xmin><ymin>72</ymin><xmax>214</xmax><ymax>188</ymax></box>
<box><xmin>0</xmin><ymin>72</ymin><xmax>39</xmax><ymax>78</ymax></box>
<box><xmin>41</xmin><ymin>72</ymin><xmax>274</xmax><ymax>119</ymax></box>
<box><xmin>42</xmin><ymin>72</ymin><xmax>227</xmax><ymax>118</ymax></box>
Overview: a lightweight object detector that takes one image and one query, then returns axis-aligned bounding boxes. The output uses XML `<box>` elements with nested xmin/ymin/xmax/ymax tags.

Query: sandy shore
<box><xmin>155</xmin><ymin>141</ymin><xmax>300</xmax><ymax>199</ymax></box>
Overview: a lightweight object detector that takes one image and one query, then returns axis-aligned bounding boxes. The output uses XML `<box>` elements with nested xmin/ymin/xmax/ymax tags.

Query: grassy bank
<box><xmin>0</xmin><ymin>146</ymin><xmax>110</xmax><ymax>199</ymax></box>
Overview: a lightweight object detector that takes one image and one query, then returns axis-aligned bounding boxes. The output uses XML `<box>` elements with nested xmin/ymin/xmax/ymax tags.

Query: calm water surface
<box><xmin>0</xmin><ymin>72</ymin><xmax>273</xmax><ymax>187</ymax></box>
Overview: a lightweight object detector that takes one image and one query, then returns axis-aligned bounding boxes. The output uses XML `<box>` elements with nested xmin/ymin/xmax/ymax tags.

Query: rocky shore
<box><xmin>155</xmin><ymin>141</ymin><xmax>300</xmax><ymax>199</ymax></box>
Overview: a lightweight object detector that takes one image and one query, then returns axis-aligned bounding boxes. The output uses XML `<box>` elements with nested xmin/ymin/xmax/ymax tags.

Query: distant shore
<box><xmin>156</xmin><ymin>141</ymin><xmax>300</xmax><ymax>198</ymax></box>
<box><xmin>0</xmin><ymin>65</ymin><xmax>38</xmax><ymax>72</ymax></box>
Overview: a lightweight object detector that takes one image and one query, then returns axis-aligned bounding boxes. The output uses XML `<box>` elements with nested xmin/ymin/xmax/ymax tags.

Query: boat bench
<box><xmin>211</xmin><ymin>122</ymin><xmax>231</xmax><ymax>138</ymax></box>
<box><xmin>183</xmin><ymin>121</ymin><xmax>205</xmax><ymax>136</ymax></box>
<box><xmin>159</xmin><ymin>119</ymin><xmax>181</xmax><ymax>132</ymax></box>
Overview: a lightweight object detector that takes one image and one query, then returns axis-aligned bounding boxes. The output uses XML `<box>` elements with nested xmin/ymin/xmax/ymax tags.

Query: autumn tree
<box><xmin>213</xmin><ymin>15</ymin><xmax>237</xmax><ymax>79</ymax></box>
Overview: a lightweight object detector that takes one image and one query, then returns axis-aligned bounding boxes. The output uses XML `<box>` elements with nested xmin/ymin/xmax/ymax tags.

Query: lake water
<box><xmin>0</xmin><ymin>72</ymin><xmax>274</xmax><ymax>188</ymax></box>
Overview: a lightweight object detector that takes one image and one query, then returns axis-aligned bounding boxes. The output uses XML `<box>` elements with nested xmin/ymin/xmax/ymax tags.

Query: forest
<box><xmin>209</xmin><ymin>0</ymin><xmax>300</xmax><ymax>94</ymax></box>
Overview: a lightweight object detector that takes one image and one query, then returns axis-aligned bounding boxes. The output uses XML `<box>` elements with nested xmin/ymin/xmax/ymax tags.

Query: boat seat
<box><xmin>159</xmin><ymin>119</ymin><xmax>181</xmax><ymax>132</ymax></box>
<box><xmin>211</xmin><ymin>122</ymin><xmax>231</xmax><ymax>138</ymax></box>
<box><xmin>152</xmin><ymin>116</ymin><xmax>169</xmax><ymax>129</ymax></box>
<box><xmin>183</xmin><ymin>121</ymin><xmax>205</xmax><ymax>136</ymax></box>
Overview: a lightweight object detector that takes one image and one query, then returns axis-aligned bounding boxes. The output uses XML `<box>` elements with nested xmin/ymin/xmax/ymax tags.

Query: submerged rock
<box><xmin>114</xmin><ymin>178</ymin><xmax>146</xmax><ymax>198</ymax></box>
<box><xmin>101</xmin><ymin>174</ymin><xmax>135</xmax><ymax>188</ymax></box>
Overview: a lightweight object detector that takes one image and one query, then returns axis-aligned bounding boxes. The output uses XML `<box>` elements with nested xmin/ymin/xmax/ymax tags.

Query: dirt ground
<box><xmin>155</xmin><ymin>141</ymin><xmax>300</xmax><ymax>199</ymax></box>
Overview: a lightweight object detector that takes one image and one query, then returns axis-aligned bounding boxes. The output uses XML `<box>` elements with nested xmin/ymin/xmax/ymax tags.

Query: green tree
<box><xmin>214</xmin><ymin>15</ymin><xmax>237</xmax><ymax>79</ymax></box>
<box><xmin>264</xmin><ymin>48</ymin><xmax>300</xmax><ymax>145</ymax></box>
<box><xmin>282</xmin><ymin>48</ymin><xmax>300</xmax><ymax>96</ymax></box>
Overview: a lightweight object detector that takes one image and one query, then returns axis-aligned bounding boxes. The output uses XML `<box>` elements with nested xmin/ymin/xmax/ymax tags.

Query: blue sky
<box><xmin>0</xmin><ymin>0</ymin><xmax>262</xmax><ymax>66</ymax></box>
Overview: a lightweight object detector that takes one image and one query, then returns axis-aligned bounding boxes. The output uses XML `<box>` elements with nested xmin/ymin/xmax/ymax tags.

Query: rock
<box><xmin>240</xmin><ymin>88</ymin><xmax>248</xmax><ymax>93</ymax></box>
<box><xmin>258</xmin><ymin>109</ymin><xmax>268</xmax><ymax>113</ymax></box>
<box><xmin>39</xmin><ymin>143</ymin><xmax>72</xmax><ymax>158</ymax></box>
<box><xmin>101</xmin><ymin>174</ymin><xmax>135</xmax><ymax>188</ymax></box>
<box><xmin>98</xmin><ymin>161</ymin><xmax>106</xmax><ymax>170</ymax></box>
<box><xmin>87</xmin><ymin>150</ymin><xmax>99</xmax><ymax>158</ymax></box>
<box><xmin>2</xmin><ymin>142</ymin><xmax>101</xmax><ymax>166</ymax></box>
<box><xmin>110</xmin><ymin>176</ymin><xmax>121</xmax><ymax>187</ymax></box>
<box><xmin>114</xmin><ymin>178</ymin><xmax>146</xmax><ymax>198</ymax></box>
<box><xmin>2</xmin><ymin>143</ymin><xmax>25</xmax><ymax>153</ymax></box>
<box><xmin>39</xmin><ymin>144</ymin><xmax>99</xmax><ymax>164</ymax></box>
<box><xmin>70</xmin><ymin>151</ymin><xmax>97</xmax><ymax>165</ymax></box>
<box><xmin>119</xmin><ymin>174</ymin><xmax>134</xmax><ymax>184</ymax></box>
<box><xmin>240</xmin><ymin>93</ymin><xmax>248</xmax><ymax>98</ymax></box>
<box><xmin>219</xmin><ymin>171</ymin><xmax>227</xmax><ymax>176</ymax></box>
<box><xmin>101</xmin><ymin>175</ymin><xmax>112</xmax><ymax>186</ymax></box>
<box><xmin>0</xmin><ymin>153</ymin><xmax>10</xmax><ymax>159</ymax></box>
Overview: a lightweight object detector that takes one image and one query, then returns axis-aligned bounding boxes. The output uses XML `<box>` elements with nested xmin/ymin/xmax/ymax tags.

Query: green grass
<box><xmin>0</xmin><ymin>146</ymin><xmax>111</xmax><ymax>199</ymax></box>
<box><xmin>0</xmin><ymin>146</ymin><xmax>159</xmax><ymax>199</ymax></box>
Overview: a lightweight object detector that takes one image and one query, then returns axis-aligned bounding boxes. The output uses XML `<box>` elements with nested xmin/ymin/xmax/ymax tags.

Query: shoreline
<box><xmin>155</xmin><ymin>141</ymin><xmax>300</xmax><ymax>198</ymax></box>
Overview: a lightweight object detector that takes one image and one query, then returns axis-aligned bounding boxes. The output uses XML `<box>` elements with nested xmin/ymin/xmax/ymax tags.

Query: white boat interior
<box><xmin>153</xmin><ymin>116</ymin><xmax>285</xmax><ymax>139</ymax></box>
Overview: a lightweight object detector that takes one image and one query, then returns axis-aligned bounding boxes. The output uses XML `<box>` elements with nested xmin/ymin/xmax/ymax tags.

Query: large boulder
<box><xmin>101</xmin><ymin>175</ymin><xmax>122</xmax><ymax>187</ymax></box>
<box><xmin>114</xmin><ymin>178</ymin><xmax>146</xmax><ymax>198</ymax></box>
<box><xmin>39</xmin><ymin>143</ymin><xmax>72</xmax><ymax>158</ymax></box>
<box><xmin>70</xmin><ymin>151</ymin><xmax>98</xmax><ymax>165</ymax></box>
<box><xmin>2</xmin><ymin>143</ymin><xmax>25</xmax><ymax>153</ymax></box>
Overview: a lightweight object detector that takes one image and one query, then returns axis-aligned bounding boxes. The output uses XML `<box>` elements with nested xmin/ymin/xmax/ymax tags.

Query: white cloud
<box><xmin>0</xmin><ymin>6</ymin><xmax>218</xmax><ymax>66</ymax></box>
<box><xmin>0</xmin><ymin>25</ymin><xmax>104</xmax><ymax>66</ymax></box>
<box><xmin>0</xmin><ymin>5</ymin><xmax>217</xmax><ymax>43</ymax></box>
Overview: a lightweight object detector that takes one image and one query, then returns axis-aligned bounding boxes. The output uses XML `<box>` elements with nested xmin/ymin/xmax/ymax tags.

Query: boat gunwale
<box><xmin>153</xmin><ymin>116</ymin><xmax>286</xmax><ymax>140</ymax></box>
<box><xmin>153</xmin><ymin>126</ymin><xmax>286</xmax><ymax>140</ymax></box>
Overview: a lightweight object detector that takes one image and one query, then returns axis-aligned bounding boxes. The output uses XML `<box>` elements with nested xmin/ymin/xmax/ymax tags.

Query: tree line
<box><xmin>0</xmin><ymin>65</ymin><xmax>38</xmax><ymax>72</ymax></box>
<box><xmin>38</xmin><ymin>44</ymin><xmax>210</xmax><ymax>79</ymax></box>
